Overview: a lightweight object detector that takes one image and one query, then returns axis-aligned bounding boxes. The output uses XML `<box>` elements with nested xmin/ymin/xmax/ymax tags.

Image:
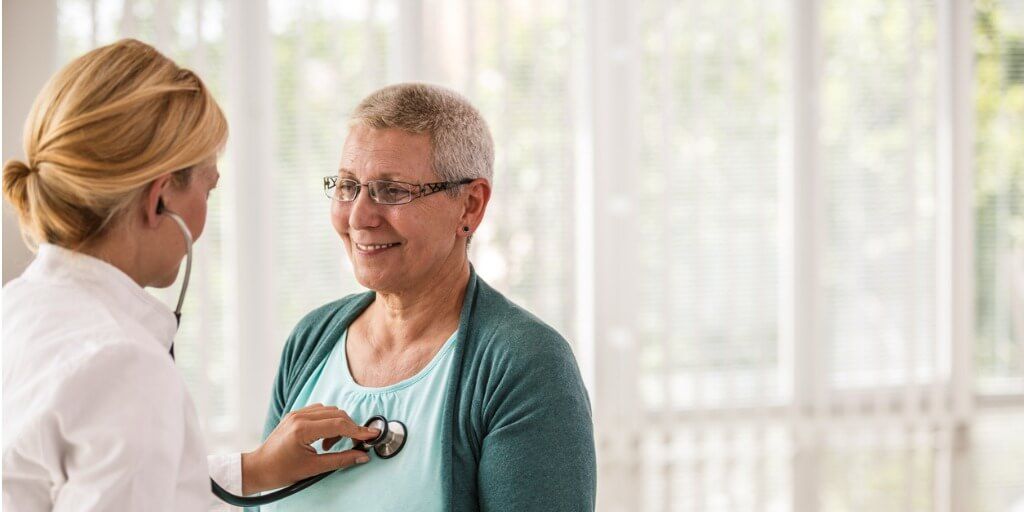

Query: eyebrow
<box><xmin>337</xmin><ymin>168</ymin><xmax>406</xmax><ymax>181</ymax></box>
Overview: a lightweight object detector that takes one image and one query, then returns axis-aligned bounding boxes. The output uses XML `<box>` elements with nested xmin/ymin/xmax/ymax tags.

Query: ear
<box><xmin>142</xmin><ymin>174</ymin><xmax>174</xmax><ymax>229</ymax></box>
<box><xmin>459</xmin><ymin>179</ymin><xmax>492</xmax><ymax>235</ymax></box>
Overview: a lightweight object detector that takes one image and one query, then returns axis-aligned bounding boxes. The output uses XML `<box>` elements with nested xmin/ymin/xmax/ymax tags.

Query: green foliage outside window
<box><xmin>975</xmin><ymin>0</ymin><xmax>1024</xmax><ymax>389</ymax></box>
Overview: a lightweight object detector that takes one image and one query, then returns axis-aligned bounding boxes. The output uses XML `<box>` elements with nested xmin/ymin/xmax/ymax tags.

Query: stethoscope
<box><xmin>211</xmin><ymin>415</ymin><xmax>408</xmax><ymax>507</ymax></box>
<box><xmin>159</xmin><ymin>202</ymin><xmax>408</xmax><ymax>507</ymax></box>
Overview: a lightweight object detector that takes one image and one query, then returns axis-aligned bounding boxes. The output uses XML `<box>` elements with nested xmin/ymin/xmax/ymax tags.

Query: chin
<box><xmin>152</xmin><ymin>269</ymin><xmax>181</xmax><ymax>289</ymax></box>
<box><xmin>352</xmin><ymin>264</ymin><xmax>402</xmax><ymax>293</ymax></box>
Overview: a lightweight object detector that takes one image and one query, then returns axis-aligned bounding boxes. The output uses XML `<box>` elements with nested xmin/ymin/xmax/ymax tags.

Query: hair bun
<box><xmin>4</xmin><ymin>158</ymin><xmax>34</xmax><ymax>176</ymax></box>
<box><xmin>3</xmin><ymin>158</ymin><xmax>37</xmax><ymax>213</ymax></box>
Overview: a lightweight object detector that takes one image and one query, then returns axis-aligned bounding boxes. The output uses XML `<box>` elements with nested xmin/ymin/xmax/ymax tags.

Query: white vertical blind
<box><xmin>38</xmin><ymin>0</ymin><xmax>1024</xmax><ymax>509</ymax></box>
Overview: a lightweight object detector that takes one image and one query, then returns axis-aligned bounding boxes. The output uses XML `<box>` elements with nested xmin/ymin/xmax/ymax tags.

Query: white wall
<box><xmin>2</xmin><ymin>0</ymin><xmax>57</xmax><ymax>284</ymax></box>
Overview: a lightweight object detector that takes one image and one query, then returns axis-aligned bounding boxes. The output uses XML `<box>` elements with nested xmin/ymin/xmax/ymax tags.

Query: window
<box><xmin>976</xmin><ymin>0</ymin><xmax>1024</xmax><ymax>396</ymax></box>
<box><xmin>48</xmin><ymin>0</ymin><xmax>1024</xmax><ymax>509</ymax></box>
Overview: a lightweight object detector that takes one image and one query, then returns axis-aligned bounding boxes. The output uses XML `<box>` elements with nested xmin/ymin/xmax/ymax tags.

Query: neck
<box><xmin>77</xmin><ymin>228</ymin><xmax>148</xmax><ymax>287</ymax></box>
<box><xmin>366</xmin><ymin>258</ymin><xmax>471</xmax><ymax>352</ymax></box>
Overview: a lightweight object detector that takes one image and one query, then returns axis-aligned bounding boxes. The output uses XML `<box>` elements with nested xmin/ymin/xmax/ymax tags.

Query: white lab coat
<box><xmin>3</xmin><ymin>244</ymin><xmax>242</xmax><ymax>511</ymax></box>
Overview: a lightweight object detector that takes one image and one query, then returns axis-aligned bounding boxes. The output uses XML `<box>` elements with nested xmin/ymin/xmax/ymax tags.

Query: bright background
<box><xmin>2</xmin><ymin>0</ymin><xmax>1022</xmax><ymax>510</ymax></box>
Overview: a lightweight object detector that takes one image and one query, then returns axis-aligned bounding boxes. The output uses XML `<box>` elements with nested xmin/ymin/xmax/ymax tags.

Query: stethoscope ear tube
<box><xmin>159</xmin><ymin>208</ymin><xmax>192</xmax><ymax>323</ymax></box>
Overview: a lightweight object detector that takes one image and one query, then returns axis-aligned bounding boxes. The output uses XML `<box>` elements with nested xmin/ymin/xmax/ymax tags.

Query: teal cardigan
<box><xmin>259</xmin><ymin>269</ymin><xmax>597</xmax><ymax>511</ymax></box>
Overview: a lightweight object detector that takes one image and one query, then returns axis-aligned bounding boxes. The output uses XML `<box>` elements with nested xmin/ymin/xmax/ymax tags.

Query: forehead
<box><xmin>339</xmin><ymin>126</ymin><xmax>434</xmax><ymax>181</ymax></box>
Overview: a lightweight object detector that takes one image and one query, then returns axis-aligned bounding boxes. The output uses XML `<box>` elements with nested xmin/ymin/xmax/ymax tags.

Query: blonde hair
<box><xmin>2</xmin><ymin>38</ymin><xmax>227</xmax><ymax>249</ymax></box>
<box><xmin>351</xmin><ymin>83</ymin><xmax>494</xmax><ymax>187</ymax></box>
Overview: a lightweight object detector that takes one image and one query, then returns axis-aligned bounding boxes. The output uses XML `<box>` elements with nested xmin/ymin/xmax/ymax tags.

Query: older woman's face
<box><xmin>332</xmin><ymin>125</ymin><xmax>466</xmax><ymax>293</ymax></box>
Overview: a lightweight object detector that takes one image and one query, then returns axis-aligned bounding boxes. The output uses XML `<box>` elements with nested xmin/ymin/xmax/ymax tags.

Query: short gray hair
<box><xmin>350</xmin><ymin>83</ymin><xmax>495</xmax><ymax>186</ymax></box>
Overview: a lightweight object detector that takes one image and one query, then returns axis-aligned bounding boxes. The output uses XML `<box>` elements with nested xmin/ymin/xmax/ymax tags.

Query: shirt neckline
<box><xmin>338</xmin><ymin>328</ymin><xmax>458</xmax><ymax>395</ymax></box>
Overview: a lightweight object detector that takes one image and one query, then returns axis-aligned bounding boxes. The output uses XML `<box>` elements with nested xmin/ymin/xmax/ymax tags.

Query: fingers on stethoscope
<box><xmin>292</xmin><ymin>405</ymin><xmax>357</xmax><ymax>430</ymax></box>
<box><xmin>296</xmin><ymin>416</ymin><xmax>380</xmax><ymax>446</ymax></box>
<box><xmin>311</xmin><ymin>449</ymin><xmax>372</xmax><ymax>473</ymax></box>
<box><xmin>316</xmin><ymin>417</ymin><xmax>378</xmax><ymax>440</ymax></box>
<box><xmin>288</xmin><ymin>404</ymin><xmax>380</xmax><ymax>448</ymax></box>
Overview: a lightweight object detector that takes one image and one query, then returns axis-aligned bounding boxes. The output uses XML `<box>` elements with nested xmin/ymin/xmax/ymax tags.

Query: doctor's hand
<box><xmin>241</xmin><ymin>403</ymin><xmax>380</xmax><ymax>495</ymax></box>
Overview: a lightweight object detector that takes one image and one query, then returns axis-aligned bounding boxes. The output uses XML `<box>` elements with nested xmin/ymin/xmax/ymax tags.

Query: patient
<box><xmin>257</xmin><ymin>83</ymin><xmax>595</xmax><ymax>510</ymax></box>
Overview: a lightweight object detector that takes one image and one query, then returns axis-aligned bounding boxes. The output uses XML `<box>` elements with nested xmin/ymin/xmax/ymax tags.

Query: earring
<box><xmin>462</xmin><ymin>226</ymin><xmax>470</xmax><ymax>233</ymax></box>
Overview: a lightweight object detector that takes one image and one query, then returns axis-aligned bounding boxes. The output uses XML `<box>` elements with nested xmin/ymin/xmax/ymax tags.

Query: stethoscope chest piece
<box><xmin>354</xmin><ymin>415</ymin><xmax>407</xmax><ymax>459</ymax></box>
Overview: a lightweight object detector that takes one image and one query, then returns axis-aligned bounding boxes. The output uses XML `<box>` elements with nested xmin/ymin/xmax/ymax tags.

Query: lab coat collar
<box><xmin>25</xmin><ymin>244</ymin><xmax>179</xmax><ymax>352</ymax></box>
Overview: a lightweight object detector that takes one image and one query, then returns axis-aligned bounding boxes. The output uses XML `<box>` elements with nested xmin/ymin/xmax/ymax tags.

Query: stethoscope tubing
<box><xmin>161</xmin><ymin>209</ymin><xmax>192</xmax><ymax>320</ymax></box>
<box><xmin>161</xmin><ymin>207</ymin><xmax>306</xmax><ymax>507</ymax></box>
<box><xmin>211</xmin><ymin>470</ymin><xmax>335</xmax><ymax>508</ymax></box>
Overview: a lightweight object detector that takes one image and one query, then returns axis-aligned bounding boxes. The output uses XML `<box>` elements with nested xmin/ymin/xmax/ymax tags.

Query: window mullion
<box><xmin>581</xmin><ymin>0</ymin><xmax>644</xmax><ymax>508</ymax></box>
<box><xmin>224</xmin><ymin>0</ymin><xmax>276</xmax><ymax>449</ymax></box>
<box><xmin>783</xmin><ymin>0</ymin><xmax>825</xmax><ymax>510</ymax></box>
<box><xmin>935</xmin><ymin>0</ymin><xmax>975</xmax><ymax>510</ymax></box>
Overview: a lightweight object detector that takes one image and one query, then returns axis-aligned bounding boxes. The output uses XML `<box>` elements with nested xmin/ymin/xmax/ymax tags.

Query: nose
<box><xmin>346</xmin><ymin>186</ymin><xmax>384</xmax><ymax>231</ymax></box>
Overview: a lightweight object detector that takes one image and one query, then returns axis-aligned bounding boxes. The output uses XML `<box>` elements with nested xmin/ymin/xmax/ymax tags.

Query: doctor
<box><xmin>2</xmin><ymin>39</ymin><xmax>378</xmax><ymax>510</ymax></box>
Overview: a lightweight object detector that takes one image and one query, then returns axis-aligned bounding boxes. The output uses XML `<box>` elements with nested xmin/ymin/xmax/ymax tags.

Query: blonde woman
<box><xmin>2</xmin><ymin>39</ymin><xmax>377</xmax><ymax>510</ymax></box>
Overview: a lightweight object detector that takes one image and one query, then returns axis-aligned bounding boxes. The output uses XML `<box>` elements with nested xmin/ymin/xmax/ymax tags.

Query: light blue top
<box><xmin>265</xmin><ymin>328</ymin><xmax>457</xmax><ymax>512</ymax></box>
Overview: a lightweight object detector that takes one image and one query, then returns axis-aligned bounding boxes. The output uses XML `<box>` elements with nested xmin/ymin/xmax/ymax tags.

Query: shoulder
<box><xmin>461</xmin><ymin>278</ymin><xmax>592</xmax><ymax>432</ymax></box>
<box><xmin>4</xmin><ymin>279</ymin><xmax>141</xmax><ymax>380</ymax></box>
<box><xmin>465</xmin><ymin>280</ymin><xmax>583</xmax><ymax>395</ymax></box>
<box><xmin>4</xmin><ymin>274</ymin><xmax>118</xmax><ymax>332</ymax></box>
<box><xmin>470</xmin><ymin>279</ymin><xmax>576</xmax><ymax>366</ymax></box>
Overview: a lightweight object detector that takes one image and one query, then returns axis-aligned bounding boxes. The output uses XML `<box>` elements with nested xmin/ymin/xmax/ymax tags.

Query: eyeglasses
<box><xmin>323</xmin><ymin>176</ymin><xmax>473</xmax><ymax>205</ymax></box>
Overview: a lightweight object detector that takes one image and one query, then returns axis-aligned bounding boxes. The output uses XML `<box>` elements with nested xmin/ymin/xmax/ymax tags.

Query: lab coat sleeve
<box><xmin>476</xmin><ymin>330</ymin><xmax>597</xmax><ymax>512</ymax></box>
<box><xmin>208</xmin><ymin>453</ymin><xmax>242</xmax><ymax>494</ymax></box>
<box><xmin>49</xmin><ymin>341</ymin><xmax>193</xmax><ymax>511</ymax></box>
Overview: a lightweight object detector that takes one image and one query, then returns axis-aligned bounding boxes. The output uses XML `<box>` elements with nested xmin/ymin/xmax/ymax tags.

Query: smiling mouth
<box><xmin>354</xmin><ymin>242</ymin><xmax>401</xmax><ymax>252</ymax></box>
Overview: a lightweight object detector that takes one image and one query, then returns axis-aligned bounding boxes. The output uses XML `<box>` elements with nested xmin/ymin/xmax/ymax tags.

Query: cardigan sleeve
<box><xmin>476</xmin><ymin>327</ymin><xmax>597</xmax><ymax>511</ymax></box>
